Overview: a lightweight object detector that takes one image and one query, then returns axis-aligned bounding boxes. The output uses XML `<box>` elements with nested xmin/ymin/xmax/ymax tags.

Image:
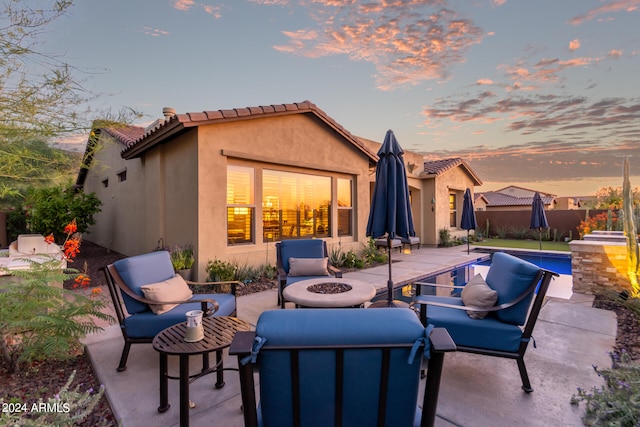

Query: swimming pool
<box><xmin>473</xmin><ymin>249</ymin><xmax>571</xmax><ymax>275</ymax></box>
<box><xmin>371</xmin><ymin>249</ymin><xmax>572</xmax><ymax>304</ymax></box>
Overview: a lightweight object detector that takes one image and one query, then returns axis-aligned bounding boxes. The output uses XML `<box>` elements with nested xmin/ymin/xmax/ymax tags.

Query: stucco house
<box><xmin>76</xmin><ymin>101</ymin><xmax>482</xmax><ymax>280</ymax></box>
<box><xmin>476</xmin><ymin>186</ymin><xmax>556</xmax><ymax>212</ymax></box>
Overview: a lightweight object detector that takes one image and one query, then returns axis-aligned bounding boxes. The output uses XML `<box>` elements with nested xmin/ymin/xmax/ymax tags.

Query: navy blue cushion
<box><xmin>485</xmin><ymin>252</ymin><xmax>540</xmax><ymax>326</ymax></box>
<box><xmin>279</xmin><ymin>240</ymin><xmax>326</xmax><ymax>274</ymax></box>
<box><xmin>123</xmin><ymin>293</ymin><xmax>236</xmax><ymax>338</ymax></box>
<box><xmin>255</xmin><ymin>309</ymin><xmax>425</xmax><ymax>427</ymax></box>
<box><xmin>423</xmin><ymin>300</ymin><xmax>524</xmax><ymax>353</ymax></box>
<box><xmin>114</xmin><ymin>251</ymin><xmax>175</xmax><ymax>315</ymax></box>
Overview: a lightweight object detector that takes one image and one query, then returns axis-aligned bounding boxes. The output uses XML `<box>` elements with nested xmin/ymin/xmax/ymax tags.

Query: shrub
<box><xmin>438</xmin><ymin>228</ymin><xmax>453</xmax><ymax>247</ymax></box>
<box><xmin>21</xmin><ymin>184</ymin><xmax>102</xmax><ymax>243</ymax></box>
<box><xmin>0</xmin><ymin>370</ymin><xmax>106</xmax><ymax>426</ymax></box>
<box><xmin>205</xmin><ymin>259</ymin><xmax>236</xmax><ymax>282</ymax></box>
<box><xmin>328</xmin><ymin>245</ymin><xmax>347</xmax><ymax>267</ymax></box>
<box><xmin>495</xmin><ymin>226</ymin><xmax>509</xmax><ymax>239</ymax></box>
<box><xmin>362</xmin><ymin>238</ymin><xmax>387</xmax><ymax>265</ymax></box>
<box><xmin>571</xmin><ymin>350</ymin><xmax>640</xmax><ymax>426</ymax></box>
<box><xmin>0</xmin><ymin>223</ymin><xmax>112</xmax><ymax>373</ymax></box>
<box><xmin>509</xmin><ymin>226</ymin><xmax>529</xmax><ymax>240</ymax></box>
<box><xmin>169</xmin><ymin>243</ymin><xmax>194</xmax><ymax>270</ymax></box>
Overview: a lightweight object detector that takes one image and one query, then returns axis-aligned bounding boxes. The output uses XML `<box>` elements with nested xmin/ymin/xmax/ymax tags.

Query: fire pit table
<box><xmin>282</xmin><ymin>277</ymin><xmax>377</xmax><ymax>308</ymax></box>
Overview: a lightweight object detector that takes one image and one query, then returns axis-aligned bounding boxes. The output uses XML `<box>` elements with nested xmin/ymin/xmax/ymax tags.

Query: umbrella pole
<box><xmin>539</xmin><ymin>229</ymin><xmax>542</xmax><ymax>251</ymax></box>
<box><xmin>467</xmin><ymin>230</ymin><xmax>470</xmax><ymax>254</ymax></box>
<box><xmin>387</xmin><ymin>235</ymin><xmax>393</xmax><ymax>306</ymax></box>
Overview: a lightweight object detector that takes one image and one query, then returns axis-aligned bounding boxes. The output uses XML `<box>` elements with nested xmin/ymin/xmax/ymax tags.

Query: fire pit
<box><xmin>283</xmin><ymin>278</ymin><xmax>376</xmax><ymax>308</ymax></box>
<box><xmin>307</xmin><ymin>282</ymin><xmax>353</xmax><ymax>294</ymax></box>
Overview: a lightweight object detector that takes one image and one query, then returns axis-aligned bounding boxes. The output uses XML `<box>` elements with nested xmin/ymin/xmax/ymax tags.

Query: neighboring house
<box><xmin>477</xmin><ymin>186</ymin><xmax>556</xmax><ymax>212</ymax></box>
<box><xmin>555</xmin><ymin>196</ymin><xmax>583</xmax><ymax>210</ymax></box>
<box><xmin>76</xmin><ymin>101</ymin><xmax>482</xmax><ymax>279</ymax></box>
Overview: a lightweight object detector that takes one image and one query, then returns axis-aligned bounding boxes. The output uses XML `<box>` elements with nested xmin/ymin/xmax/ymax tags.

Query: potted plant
<box><xmin>170</xmin><ymin>244</ymin><xmax>195</xmax><ymax>280</ymax></box>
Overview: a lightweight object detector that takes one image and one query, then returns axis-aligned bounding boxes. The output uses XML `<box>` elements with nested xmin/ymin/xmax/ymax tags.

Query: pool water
<box><xmin>474</xmin><ymin>250</ymin><xmax>571</xmax><ymax>275</ymax></box>
<box><xmin>372</xmin><ymin>250</ymin><xmax>572</xmax><ymax>304</ymax></box>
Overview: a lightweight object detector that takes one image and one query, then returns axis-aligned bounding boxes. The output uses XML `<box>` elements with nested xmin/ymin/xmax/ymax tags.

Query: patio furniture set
<box><xmin>104</xmin><ymin>239</ymin><xmax>557</xmax><ymax>426</ymax></box>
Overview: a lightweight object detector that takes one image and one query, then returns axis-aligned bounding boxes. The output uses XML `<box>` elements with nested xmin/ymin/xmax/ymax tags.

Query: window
<box><xmin>337</xmin><ymin>178</ymin><xmax>353</xmax><ymax>236</ymax></box>
<box><xmin>117</xmin><ymin>169</ymin><xmax>127</xmax><ymax>182</ymax></box>
<box><xmin>227</xmin><ymin>166</ymin><xmax>255</xmax><ymax>245</ymax></box>
<box><xmin>262</xmin><ymin>170</ymin><xmax>331</xmax><ymax>241</ymax></box>
<box><xmin>102</xmin><ymin>178</ymin><xmax>109</xmax><ymax>188</ymax></box>
<box><xmin>449</xmin><ymin>192</ymin><xmax>457</xmax><ymax>227</ymax></box>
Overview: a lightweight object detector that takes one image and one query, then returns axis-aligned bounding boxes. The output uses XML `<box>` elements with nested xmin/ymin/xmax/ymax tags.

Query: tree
<box><xmin>0</xmin><ymin>1</ymin><xmax>141</xmax><ymax>204</ymax></box>
<box><xmin>588</xmin><ymin>186</ymin><xmax>640</xmax><ymax>210</ymax></box>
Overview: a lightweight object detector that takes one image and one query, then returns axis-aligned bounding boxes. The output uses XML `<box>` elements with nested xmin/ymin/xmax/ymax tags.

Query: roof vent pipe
<box><xmin>162</xmin><ymin>107</ymin><xmax>176</xmax><ymax>120</ymax></box>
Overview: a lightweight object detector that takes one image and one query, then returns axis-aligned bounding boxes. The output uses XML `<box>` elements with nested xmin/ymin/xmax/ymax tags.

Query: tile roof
<box><xmin>423</xmin><ymin>158</ymin><xmax>482</xmax><ymax>185</ymax></box>
<box><xmin>113</xmin><ymin>100</ymin><xmax>377</xmax><ymax>162</ymax></box>
<box><xmin>103</xmin><ymin>126</ymin><xmax>145</xmax><ymax>147</ymax></box>
<box><xmin>477</xmin><ymin>191</ymin><xmax>555</xmax><ymax>207</ymax></box>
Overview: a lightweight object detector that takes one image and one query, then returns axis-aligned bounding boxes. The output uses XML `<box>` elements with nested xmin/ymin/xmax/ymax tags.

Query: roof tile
<box><xmin>221</xmin><ymin>109</ymin><xmax>238</xmax><ymax>118</ymax></box>
<box><xmin>187</xmin><ymin>112</ymin><xmax>208</xmax><ymax>121</ymax></box>
<box><xmin>235</xmin><ymin>108</ymin><xmax>251</xmax><ymax>117</ymax></box>
<box><xmin>205</xmin><ymin>110</ymin><xmax>224</xmax><ymax>120</ymax></box>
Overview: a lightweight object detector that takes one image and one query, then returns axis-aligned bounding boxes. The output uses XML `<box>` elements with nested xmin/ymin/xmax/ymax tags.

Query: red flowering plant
<box><xmin>0</xmin><ymin>220</ymin><xmax>112</xmax><ymax>374</ymax></box>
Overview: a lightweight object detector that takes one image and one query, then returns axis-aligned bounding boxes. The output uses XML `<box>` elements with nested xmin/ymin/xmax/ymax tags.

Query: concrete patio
<box><xmin>83</xmin><ymin>246</ymin><xmax>617</xmax><ymax>427</ymax></box>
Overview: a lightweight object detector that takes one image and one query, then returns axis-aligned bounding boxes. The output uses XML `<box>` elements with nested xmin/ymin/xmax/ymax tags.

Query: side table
<box><xmin>152</xmin><ymin>316</ymin><xmax>251</xmax><ymax>427</ymax></box>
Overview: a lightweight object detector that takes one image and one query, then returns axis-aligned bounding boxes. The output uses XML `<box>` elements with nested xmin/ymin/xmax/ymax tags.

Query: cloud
<box><xmin>273</xmin><ymin>1</ymin><xmax>484</xmax><ymax>90</ymax></box>
<box><xmin>569</xmin><ymin>39</ymin><xmax>580</xmax><ymax>51</ymax></box>
<box><xmin>570</xmin><ymin>0</ymin><xmax>640</xmax><ymax>25</ymax></box>
<box><xmin>172</xmin><ymin>0</ymin><xmax>222</xmax><ymax>18</ymax></box>
<box><xmin>143</xmin><ymin>27</ymin><xmax>170</xmax><ymax>37</ymax></box>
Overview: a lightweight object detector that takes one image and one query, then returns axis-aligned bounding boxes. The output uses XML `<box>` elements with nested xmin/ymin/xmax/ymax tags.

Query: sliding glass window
<box><xmin>337</xmin><ymin>178</ymin><xmax>353</xmax><ymax>236</ymax></box>
<box><xmin>262</xmin><ymin>170</ymin><xmax>331</xmax><ymax>242</ymax></box>
<box><xmin>227</xmin><ymin>166</ymin><xmax>254</xmax><ymax>245</ymax></box>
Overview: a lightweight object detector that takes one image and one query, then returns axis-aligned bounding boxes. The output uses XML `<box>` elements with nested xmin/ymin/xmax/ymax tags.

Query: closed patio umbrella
<box><xmin>460</xmin><ymin>188</ymin><xmax>477</xmax><ymax>255</ymax></box>
<box><xmin>366</xmin><ymin>130</ymin><xmax>415</xmax><ymax>307</ymax></box>
<box><xmin>530</xmin><ymin>192</ymin><xmax>549</xmax><ymax>251</ymax></box>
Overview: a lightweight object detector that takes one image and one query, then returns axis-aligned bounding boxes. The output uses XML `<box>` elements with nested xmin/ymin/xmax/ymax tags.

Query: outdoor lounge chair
<box><xmin>104</xmin><ymin>250</ymin><xmax>239</xmax><ymax>371</ymax></box>
<box><xmin>411</xmin><ymin>252</ymin><xmax>557</xmax><ymax>392</ymax></box>
<box><xmin>276</xmin><ymin>239</ymin><xmax>342</xmax><ymax>309</ymax></box>
<box><xmin>229</xmin><ymin>308</ymin><xmax>456</xmax><ymax>427</ymax></box>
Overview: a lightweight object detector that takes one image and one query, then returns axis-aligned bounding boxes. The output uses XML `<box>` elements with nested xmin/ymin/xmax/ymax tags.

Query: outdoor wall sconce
<box><xmin>431</xmin><ymin>197</ymin><xmax>436</xmax><ymax>211</ymax></box>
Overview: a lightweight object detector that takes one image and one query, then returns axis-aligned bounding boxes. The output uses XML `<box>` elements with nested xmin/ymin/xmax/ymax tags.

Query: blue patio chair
<box><xmin>412</xmin><ymin>252</ymin><xmax>557</xmax><ymax>392</ymax></box>
<box><xmin>275</xmin><ymin>239</ymin><xmax>342</xmax><ymax>308</ymax></box>
<box><xmin>104</xmin><ymin>250</ymin><xmax>239</xmax><ymax>371</ymax></box>
<box><xmin>229</xmin><ymin>308</ymin><xmax>456</xmax><ymax>427</ymax></box>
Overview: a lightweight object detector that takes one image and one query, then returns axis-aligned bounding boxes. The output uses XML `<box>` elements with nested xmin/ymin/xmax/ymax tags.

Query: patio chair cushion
<box><xmin>421</xmin><ymin>296</ymin><xmax>524</xmax><ymax>352</ymax></box>
<box><xmin>113</xmin><ymin>251</ymin><xmax>176</xmax><ymax>315</ymax></box>
<box><xmin>485</xmin><ymin>252</ymin><xmax>540</xmax><ymax>325</ymax></box>
<box><xmin>254</xmin><ymin>309</ymin><xmax>426</xmax><ymax>427</ymax></box>
<box><xmin>122</xmin><ymin>293</ymin><xmax>236</xmax><ymax>338</ymax></box>
<box><xmin>279</xmin><ymin>240</ymin><xmax>326</xmax><ymax>274</ymax></box>
<box><xmin>140</xmin><ymin>275</ymin><xmax>193</xmax><ymax>314</ymax></box>
<box><xmin>287</xmin><ymin>257</ymin><xmax>330</xmax><ymax>277</ymax></box>
<box><xmin>461</xmin><ymin>274</ymin><xmax>497</xmax><ymax>319</ymax></box>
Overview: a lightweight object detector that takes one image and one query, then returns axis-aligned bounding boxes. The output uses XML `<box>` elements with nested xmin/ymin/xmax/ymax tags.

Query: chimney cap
<box><xmin>162</xmin><ymin>107</ymin><xmax>176</xmax><ymax>118</ymax></box>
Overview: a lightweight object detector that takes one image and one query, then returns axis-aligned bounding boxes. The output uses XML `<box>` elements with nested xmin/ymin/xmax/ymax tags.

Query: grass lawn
<box><xmin>472</xmin><ymin>238</ymin><xmax>571</xmax><ymax>252</ymax></box>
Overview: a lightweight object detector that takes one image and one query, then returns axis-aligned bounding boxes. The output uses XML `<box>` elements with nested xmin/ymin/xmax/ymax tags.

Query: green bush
<box><xmin>328</xmin><ymin>245</ymin><xmax>347</xmax><ymax>267</ymax></box>
<box><xmin>21</xmin><ymin>184</ymin><xmax>101</xmax><ymax>243</ymax></box>
<box><xmin>0</xmin><ymin>258</ymin><xmax>112</xmax><ymax>373</ymax></box>
<box><xmin>206</xmin><ymin>259</ymin><xmax>237</xmax><ymax>282</ymax></box>
<box><xmin>438</xmin><ymin>228</ymin><xmax>453</xmax><ymax>247</ymax></box>
<box><xmin>169</xmin><ymin>244</ymin><xmax>195</xmax><ymax>270</ymax></box>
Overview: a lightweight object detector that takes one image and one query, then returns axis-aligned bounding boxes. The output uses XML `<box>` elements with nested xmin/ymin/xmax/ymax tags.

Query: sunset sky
<box><xmin>50</xmin><ymin>0</ymin><xmax>640</xmax><ymax>196</ymax></box>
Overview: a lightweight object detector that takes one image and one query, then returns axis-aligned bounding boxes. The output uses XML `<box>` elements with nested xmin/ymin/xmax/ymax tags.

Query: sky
<box><xmin>48</xmin><ymin>0</ymin><xmax>640</xmax><ymax>197</ymax></box>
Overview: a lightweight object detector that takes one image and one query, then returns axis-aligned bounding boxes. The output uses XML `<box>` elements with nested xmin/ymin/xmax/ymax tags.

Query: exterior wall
<box><xmin>83</xmin><ymin>131</ymin><xmax>201</xmax><ymax>256</ymax></box>
<box><xmin>433</xmin><ymin>167</ymin><xmax>476</xmax><ymax>245</ymax></box>
<box><xmin>194</xmin><ymin>114</ymin><xmax>373</xmax><ymax>278</ymax></box>
<box><xmin>83</xmin><ymin>135</ymin><xmax>146</xmax><ymax>255</ymax></box>
<box><xmin>570</xmin><ymin>240</ymin><xmax>632</xmax><ymax>294</ymax></box>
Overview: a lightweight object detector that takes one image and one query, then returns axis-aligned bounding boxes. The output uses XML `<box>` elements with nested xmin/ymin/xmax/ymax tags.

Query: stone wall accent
<box><xmin>569</xmin><ymin>239</ymin><xmax>632</xmax><ymax>294</ymax></box>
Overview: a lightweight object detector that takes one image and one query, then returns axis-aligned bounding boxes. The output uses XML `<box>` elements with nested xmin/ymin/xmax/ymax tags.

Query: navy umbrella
<box><xmin>366</xmin><ymin>130</ymin><xmax>415</xmax><ymax>307</ymax></box>
<box><xmin>460</xmin><ymin>188</ymin><xmax>477</xmax><ymax>254</ymax></box>
<box><xmin>530</xmin><ymin>192</ymin><xmax>549</xmax><ymax>250</ymax></box>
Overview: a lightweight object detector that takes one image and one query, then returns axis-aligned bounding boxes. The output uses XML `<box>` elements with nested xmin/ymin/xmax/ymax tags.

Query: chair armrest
<box><xmin>414</xmin><ymin>281</ymin><xmax>465</xmax><ymax>290</ymax></box>
<box><xmin>328</xmin><ymin>265</ymin><xmax>342</xmax><ymax>278</ymax></box>
<box><xmin>229</xmin><ymin>330</ymin><xmax>257</xmax><ymax>356</ymax></box>
<box><xmin>276</xmin><ymin>266</ymin><xmax>287</xmax><ymax>283</ymax></box>
<box><xmin>413</xmin><ymin>299</ymin><xmax>493</xmax><ymax>312</ymax></box>
<box><xmin>429</xmin><ymin>327</ymin><xmax>456</xmax><ymax>352</ymax></box>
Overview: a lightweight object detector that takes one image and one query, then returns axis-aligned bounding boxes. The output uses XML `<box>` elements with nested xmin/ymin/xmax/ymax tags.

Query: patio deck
<box><xmin>83</xmin><ymin>245</ymin><xmax>617</xmax><ymax>426</ymax></box>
